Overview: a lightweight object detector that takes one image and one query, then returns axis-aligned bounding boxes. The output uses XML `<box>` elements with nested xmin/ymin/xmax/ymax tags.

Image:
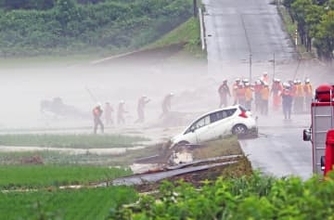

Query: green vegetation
<box><xmin>0</xmin><ymin>134</ymin><xmax>149</xmax><ymax>148</ymax></box>
<box><xmin>0</xmin><ymin>0</ymin><xmax>193</xmax><ymax>58</ymax></box>
<box><xmin>193</xmin><ymin>136</ymin><xmax>242</xmax><ymax>159</ymax></box>
<box><xmin>0</xmin><ymin>165</ymin><xmax>131</xmax><ymax>189</ymax></box>
<box><xmin>0</xmin><ymin>186</ymin><xmax>138</xmax><ymax>220</ymax></box>
<box><xmin>147</xmin><ymin>17</ymin><xmax>205</xmax><ymax>58</ymax></box>
<box><xmin>110</xmin><ymin>172</ymin><xmax>334</xmax><ymax>219</ymax></box>
<box><xmin>282</xmin><ymin>0</ymin><xmax>334</xmax><ymax>60</ymax></box>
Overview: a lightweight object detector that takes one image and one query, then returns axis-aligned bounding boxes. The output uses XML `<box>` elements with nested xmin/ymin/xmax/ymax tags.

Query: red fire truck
<box><xmin>303</xmin><ymin>84</ymin><xmax>334</xmax><ymax>176</ymax></box>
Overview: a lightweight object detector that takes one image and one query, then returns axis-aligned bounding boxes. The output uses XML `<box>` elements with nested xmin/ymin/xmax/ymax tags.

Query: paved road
<box><xmin>240</xmin><ymin>113</ymin><xmax>312</xmax><ymax>180</ymax></box>
<box><xmin>203</xmin><ymin>0</ymin><xmax>296</xmax><ymax>77</ymax></box>
<box><xmin>203</xmin><ymin>0</ymin><xmax>313</xmax><ymax>179</ymax></box>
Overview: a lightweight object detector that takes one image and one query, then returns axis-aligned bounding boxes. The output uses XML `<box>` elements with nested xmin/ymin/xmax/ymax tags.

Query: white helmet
<box><xmin>283</xmin><ymin>82</ymin><xmax>290</xmax><ymax>88</ymax></box>
<box><xmin>305</xmin><ymin>78</ymin><xmax>310</xmax><ymax>83</ymax></box>
<box><xmin>242</xmin><ymin>78</ymin><xmax>249</xmax><ymax>83</ymax></box>
<box><xmin>96</xmin><ymin>102</ymin><xmax>102</xmax><ymax>107</ymax></box>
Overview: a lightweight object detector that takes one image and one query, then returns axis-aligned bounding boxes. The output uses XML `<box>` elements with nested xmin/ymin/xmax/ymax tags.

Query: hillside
<box><xmin>0</xmin><ymin>0</ymin><xmax>193</xmax><ymax>58</ymax></box>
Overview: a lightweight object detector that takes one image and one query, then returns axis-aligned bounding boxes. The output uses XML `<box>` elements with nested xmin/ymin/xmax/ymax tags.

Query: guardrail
<box><xmin>198</xmin><ymin>7</ymin><xmax>206</xmax><ymax>51</ymax></box>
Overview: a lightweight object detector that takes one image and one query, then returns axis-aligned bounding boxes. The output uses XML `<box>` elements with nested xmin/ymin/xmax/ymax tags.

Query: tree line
<box><xmin>0</xmin><ymin>0</ymin><xmax>193</xmax><ymax>57</ymax></box>
<box><xmin>0</xmin><ymin>0</ymin><xmax>115</xmax><ymax>10</ymax></box>
<box><xmin>283</xmin><ymin>0</ymin><xmax>334</xmax><ymax>61</ymax></box>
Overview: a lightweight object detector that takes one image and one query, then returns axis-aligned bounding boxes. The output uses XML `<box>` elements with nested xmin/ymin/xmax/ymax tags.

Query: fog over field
<box><xmin>0</xmin><ymin>57</ymin><xmax>330</xmax><ymax>134</ymax></box>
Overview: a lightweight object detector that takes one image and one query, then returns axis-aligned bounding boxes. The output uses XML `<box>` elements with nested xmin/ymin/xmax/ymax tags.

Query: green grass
<box><xmin>145</xmin><ymin>17</ymin><xmax>206</xmax><ymax>58</ymax></box>
<box><xmin>0</xmin><ymin>134</ymin><xmax>149</xmax><ymax>148</ymax></box>
<box><xmin>0</xmin><ymin>53</ymin><xmax>101</xmax><ymax>68</ymax></box>
<box><xmin>0</xmin><ymin>186</ymin><xmax>138</xmax><ymax>220</ymax></box>
<box><xmin>0</xmin><ymin>165</ymin><xmax>132</xmax><ymax>189</ymax></box>
<box><xmin>0</xmin><ymin>17</ymin><xmax>204</xmax><ymax>68</ymax></box>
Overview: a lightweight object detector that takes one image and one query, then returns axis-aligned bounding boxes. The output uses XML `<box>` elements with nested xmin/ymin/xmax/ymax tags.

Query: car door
<box><xmin>192</xmin><ymin>115</ymin><xmax>212</xmax><ymax>143</ymax></box>
<box><xmin>210</xmin><ymin>108</ymin><xmax>237</xmax><ymax>138</ymax></box>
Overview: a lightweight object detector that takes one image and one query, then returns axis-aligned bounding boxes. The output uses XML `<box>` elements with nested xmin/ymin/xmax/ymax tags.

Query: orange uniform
<box><xmin>260</xmin><ymin>86</ymin><xmax>270</xmax><ymax>115</ymax></box>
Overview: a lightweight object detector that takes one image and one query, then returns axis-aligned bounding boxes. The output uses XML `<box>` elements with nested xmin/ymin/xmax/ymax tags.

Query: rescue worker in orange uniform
<box><xmin>236</xmin><ymin>83</ymin><xmax>246</xmax><ymax>106</ymax></box>
<box><xmin>92</xmin><ymin>103</ymin><xmax>104</xmax><ymax>134</ymax></box>
<box><xmin>254</xmin><ymin>79</ymin><xmax>263</xmax><ymax>112</ymax></box>
<box><xmin>244</xmin><ymin>82</ymin><xmax>253</xmax><ymax>110</ymax></box>
<box><xmin>295</xmin><ymin>79</ymin><xmax>304</xmax><ymax>113</ymax></box>
<box><xmin>271</xmin><ymin>78</ymin><xmax>283</xmax><ymax>111</ymax></box>
<box><xmin>303</xmin><ymin>78</ymin><xmax>313</xmax><ymax>112</ymax></box>
<box><xmin>260</xmin><ymin>83</ymin><xmax>270</xmax><ymax>115</ymax></box>
<box><xmin>232</xmin><ymin>78</ymin><xmax>241</xmax><ymax>105</ymax></box>
<box><xmin>218</xmin><ymin>79</ymin><xmax>231</xmax><ymax>108</ymax></box>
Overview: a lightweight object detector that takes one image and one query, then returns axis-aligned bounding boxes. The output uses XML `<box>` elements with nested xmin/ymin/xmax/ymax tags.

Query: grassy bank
<box><xmin>147</xmin><ymin>17</ymin><xmax>206</xmax><ymax>59</ymax></box>
<box><xmin>0</xmin><ymin>134</ymin><xmax>149</xmax><ymax>148</ymax></box>
<box><xmin>0</xmin><ymin>16</ymin><xmax>204</xmax><ymax>68</ymax></box>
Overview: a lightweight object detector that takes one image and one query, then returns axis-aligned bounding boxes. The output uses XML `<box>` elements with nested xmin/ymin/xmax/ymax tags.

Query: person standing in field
<box><xmin>135</xmin><ymin>95</ymin><xmax>150</xmax><ymax>123</ymax></box>
<box><xmin>92</xmin><ymin>103</ymin><xmax>104</xmax><ymax>134</ymax></box>
<box><xmin>117</xmin><ymin>100</ymin><xmax>127</xmax><ymax>125</ymax></box>
<box><xmin>218</xmin><ymin>79</ymin><xmax>231</xmax><ymax>108</ymax></box>
<box><xmin>160</xmin><ymin>93</ymin><xmax>174</xmax><ymax>118</ymax></box>
<box><xmin>104</xmin><ymin>102</ymin><xmax>114</xmax><ymax>126</ymax></box>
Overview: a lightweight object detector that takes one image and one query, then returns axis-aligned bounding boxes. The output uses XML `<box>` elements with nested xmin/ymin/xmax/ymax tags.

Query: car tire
<box><xmin>232</xmin><ymin>124</ymin><xmax>248</xmax><ymax>135</ymax></box>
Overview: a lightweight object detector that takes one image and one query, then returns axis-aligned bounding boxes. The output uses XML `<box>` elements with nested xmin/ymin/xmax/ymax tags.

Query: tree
<box><xmin>314</xmin><ymin>10</ymin><xmax>334</xmax><ymax>60</ymax></box>
<box><xmin>54</xmin><ymin>0</ymin><xmax>78</xmax><ymax>34</ymax></box>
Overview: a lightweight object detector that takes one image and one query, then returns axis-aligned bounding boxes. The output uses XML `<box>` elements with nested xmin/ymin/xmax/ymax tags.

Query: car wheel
<box><xmin>232</xmin><ymin>124</ymin><xmax>248</xmax><ymax>135</ymax></box>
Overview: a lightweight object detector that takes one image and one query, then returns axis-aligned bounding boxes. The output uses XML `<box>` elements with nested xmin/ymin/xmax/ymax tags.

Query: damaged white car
<box><xmin>171</xmin><ymin>105</ymin><xmax>258</xmax><ymax>146</ymax></box>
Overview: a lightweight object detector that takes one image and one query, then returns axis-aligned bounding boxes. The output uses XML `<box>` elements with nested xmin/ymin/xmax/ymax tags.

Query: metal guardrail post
<box><xmin>198</xmin><ymin>7</ymin><xmax>206</xmax><ymax>51</ymax></box>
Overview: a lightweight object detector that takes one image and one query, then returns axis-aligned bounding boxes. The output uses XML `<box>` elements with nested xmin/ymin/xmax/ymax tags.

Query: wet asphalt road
<box><xmin>203</xmin><ymin>0</ymin><xmax>297</xmax><ymax>80</ymax></box>
<box><xmin>240</xmin><ymin>113</ymin><xmax>312</xmax><ymax>180</ymax></box>
<box><xmin>203</xmin><ymin>0</ymin><xmax>313</xmax><ymax>179</ymax></box>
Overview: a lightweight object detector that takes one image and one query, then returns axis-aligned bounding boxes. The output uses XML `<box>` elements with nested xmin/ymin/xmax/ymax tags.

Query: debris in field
<box><xmin>130</xmin><ymin>163</ymin><xmax>162</xmax><ymax>174</ymax></box>
<box><xmin>20</xmin><ymin>155</ymin><xmax>44</xmax><ymax>165</ymax></box>
<box><xmin>169</xmin><ymin>149</ymin><xmax>193</xmax><ymax>165</ymax></box>
<box><xmin>112</xmin><ymin>160</ymin><xmax>238</xmax><ymax>186</ymax></box>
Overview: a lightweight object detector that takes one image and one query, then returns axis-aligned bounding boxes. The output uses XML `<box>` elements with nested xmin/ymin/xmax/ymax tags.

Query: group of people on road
<box><xmin>217</xmin><ymin>72</ymin><xmax>314</xmax><ymax>120</ymax></box>
<box><xmin>92</xmin><ymin>93</ymin><xmax>174</xmax><ymax>134</ymax></box>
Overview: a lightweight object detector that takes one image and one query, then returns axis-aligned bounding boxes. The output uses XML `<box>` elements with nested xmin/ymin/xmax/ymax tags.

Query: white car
<box><xmin>171</xmin><ymin>105</ymin><xmax>258</xmax><ymax>146</ymax></box>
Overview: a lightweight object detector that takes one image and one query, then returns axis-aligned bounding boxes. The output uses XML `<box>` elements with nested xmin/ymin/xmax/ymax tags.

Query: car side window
<box><xmin>226</xmin><ymin>108</ymin><xmax>237</xmax><ymax>117</ymax></box>
<box><xmin>195</xmin><ymin>115</ymin><xmax>210</xmax><ymax>129</ymax></box>
<box><xmin>210</xmin><ymin>110</ymin><xmax>228</xmax><ymax>123</ymax></box>
<box><xmin>185</xmin><ymin>115</ymin><xmax>210</xmax><ymax>134</ymax></box>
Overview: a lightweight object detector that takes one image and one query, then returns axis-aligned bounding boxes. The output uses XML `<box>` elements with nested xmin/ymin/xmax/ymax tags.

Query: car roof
<box><xmin>204</xmin><ymin>104</ymin><xmax>240</xmax><ymax>115</ymax></box>
<box><xmin>191</xmin><ymin>104</ymin><xmax>240</xmax><ymax>122</ymax></box>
